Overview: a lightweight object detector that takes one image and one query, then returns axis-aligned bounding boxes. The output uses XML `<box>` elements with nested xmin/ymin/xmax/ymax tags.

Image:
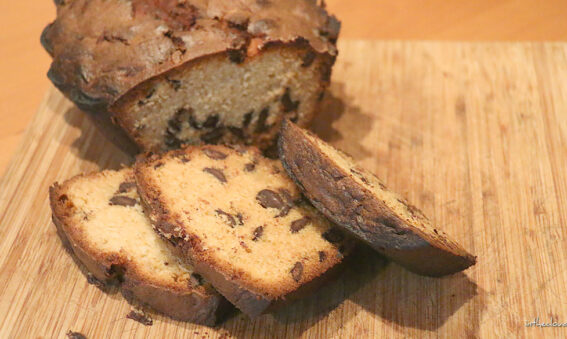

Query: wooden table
<box><xmin>2</xmin><ymin>39</ymin><xmax>567</xmax><ymax>338</ymax></box>
<box><xmin>1</xmin><ymin>0</ymin><xmax>567</xmax><ymax>177</ymax></box>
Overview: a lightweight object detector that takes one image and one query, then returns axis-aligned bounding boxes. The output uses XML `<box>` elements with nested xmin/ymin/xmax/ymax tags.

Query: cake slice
<box><xmin>134</xmin><ymin>145</ymin><xmax>352</xmax><ymax>317</ymax></box>
<box><xmin>278</xmin><ymin>120</ymin><xmax>476</xmax><ymax>277</ymax></box>
<box><xmin>49</xmin><ymin>168</ymin><xmax>227</xmax><ymax>325</ymax></box>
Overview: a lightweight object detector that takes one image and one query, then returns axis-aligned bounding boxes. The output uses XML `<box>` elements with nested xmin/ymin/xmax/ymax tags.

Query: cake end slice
<box><xmin>278</xmin><ymin>120</ymin><xmax>476</xmax><ymax>277</ymax></box>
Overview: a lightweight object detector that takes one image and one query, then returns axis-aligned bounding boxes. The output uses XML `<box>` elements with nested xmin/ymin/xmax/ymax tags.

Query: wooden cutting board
<box><xmin>1</xmin><ymin>40</ymin><xmax>566</xmax><ymax>338</ymax></box>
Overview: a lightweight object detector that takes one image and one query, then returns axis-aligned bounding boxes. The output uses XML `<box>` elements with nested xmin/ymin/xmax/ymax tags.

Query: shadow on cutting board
<box><xmin>63</xmin><ymin>107</ymin><xmax>133</xmax><ymax>172</ymax></box>
<box><xmin>348</xmin><ymin>246</ymin><xmax>484</xmax><ymax>334</ymax></box>
<box><xmin>220</xmin><ymin>245</ymin><xmax>482</xmax><ymax>338</ymax></box>
<box><xmin>217</xmin><ymin>245</ymin><xmax>389</xmax><ymax>339</ymax></box>
<box><xmin>310</xmin><ymin>82</ymin><xmax>374</xmax><ymax>161</ymax></box>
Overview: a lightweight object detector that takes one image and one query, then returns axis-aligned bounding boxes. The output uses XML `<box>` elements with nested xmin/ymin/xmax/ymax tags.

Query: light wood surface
<box><xmin>1</xmin><ymin>40</ymin><xmax>567</xmax><ymax>338</ymax></box>
<box><xmin>1</xmin><ymin>0</ymin><xmax>567</xmax><ymax>178</ymax></box>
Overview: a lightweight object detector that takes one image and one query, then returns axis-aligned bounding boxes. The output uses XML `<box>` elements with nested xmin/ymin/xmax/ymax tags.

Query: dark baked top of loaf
<box><xmin>42</xmin><ymin>0</ymin><xmax>339</xmax><ymax>110</ymax></box>
<box><xmin>134</xmin><ymin>145</ymin><xmax>350</xmax><ymax>299</ymax></box>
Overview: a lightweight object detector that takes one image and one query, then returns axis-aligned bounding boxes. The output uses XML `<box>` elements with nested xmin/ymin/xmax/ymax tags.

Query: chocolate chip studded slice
<box><xmin>134</xmin><ymin>145</ymin><xmax>353</xmax><ymax>317</ymax></box>
<box><xmin>48</xmin><ymin>168</ymin><xmax>226</xmax><ymax>325</ymax></box>
<box><xmin>279</xmin><ymin>120</ymin><xmax>477</xmax><ymax>277</ymax></box>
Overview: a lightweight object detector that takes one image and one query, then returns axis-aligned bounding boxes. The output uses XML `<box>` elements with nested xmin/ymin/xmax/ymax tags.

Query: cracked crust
<box><xmin>278</xmin><ymin>120</ymin><xmax>477</xmax><ymax>277</ymax></box>
<box><xmin>42</xmin><ymin>0</ymin><xmax>339</xmax><ymax>153</ymax></box>
<box><xmin>49</xmin><ymin>169</ymin><xmax>229</xmax><ymax>325</ymax></box>
<box><xmin>133</xmin><ymin>145</ymin><xmax>353</xmax><ymax>317</ymax></box>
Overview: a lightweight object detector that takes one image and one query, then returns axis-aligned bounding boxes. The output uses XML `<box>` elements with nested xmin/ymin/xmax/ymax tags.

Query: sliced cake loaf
<box><xmin>278</xmin><ymin>120</ymin><xmax>476</xmax><ymax>277</ymax></box>
<box><xmin>42</xmin><ymin>0</ymin><xmax>339</xmax><ymax>153</ymax></box>
<box><xmin>134</xmin><ymin>145</ymin><xmax>352</xmax><ymax>317</ymax></box>
<box><xmin>49</xmin><ymin>168</ymin><xmax>227</xmax><ymax>325</ymax></box>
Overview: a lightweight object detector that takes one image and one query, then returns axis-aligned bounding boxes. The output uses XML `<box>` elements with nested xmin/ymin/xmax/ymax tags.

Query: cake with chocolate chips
<box><xmin>49</xmin><ymin>168</ymin><xmax>228</xmax><ymax>325</ymax></box>
<box><xmin>278</xmin><ymin>120</ymin><xmax>477</xmax><ymax>277</ymax></box>
<box><xmin>41</xmin><ymin>0</ymin><xmax>339</xmax><ymax>153</ymax></box>
<box><xmin>134</xmin><ymin>145</ymin><xmax>352</xmax><ymax>317</ymax></box>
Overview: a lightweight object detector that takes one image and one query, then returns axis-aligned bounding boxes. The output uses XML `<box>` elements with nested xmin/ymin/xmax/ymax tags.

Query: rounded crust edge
<box><xmin>278</xmin><ymin>119</ymin><xmax>477</xmax><ymax>277</ymax></box>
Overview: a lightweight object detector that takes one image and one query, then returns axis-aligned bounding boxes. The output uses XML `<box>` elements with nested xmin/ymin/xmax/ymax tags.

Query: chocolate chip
<box><xmin>202</xmin><ymin>147</ymin><xmax>228</xmax><ymax>160</ymax></box>
<box><xmin>236</xmin><ymin>213</ymin><xmax>244</xmax><ymax>225</ymax></box>
<box><xmin>137</xmin><ymin>88</ymin><xmax>155</xmax><ymax>105</ymax></box>
<box><xmin>126</xmin><ymin>309</ymin><xmax>153</xmax><ymax>326</ymax></box>
<box><xmin>290</xmin><ymin>217</ymin><xmax>310</xmax><ymax>233</ymax></box>
<box><xmin>145</xmin><ymin>89</ymin><xmax>155</xmax><ymax>99</ymax></box>
<box><xmin>153</xmin><ymin>161</ymin><xmax>164</xmax><ymax>169</ymax></box>
<box><xmin>228</xmin><ymin>48</ymin><xmax>246</xmax><ymax>64</ymax></box>
<box><xmin>203</xmin><ymin>114</ymin><xmax>219</xmax><ymax>128</ymax></box>
<box><xmin>216</xmin><ymin>209</ymin><xmax>236</xmax><ymax>227</ymax></box>
<box><xmin>180</xmin><ymin>156</ymin><xmax>190</xmax><ymax>163</ymax></box>
<box><xmin>86</xmin><ymin>273</ymin><xmax>105</xmax><ymax>289</ymax></box>
<box><xmin>281</xmin><ymin>88</ymin><xmax>299</xmax><ymax>112</ymax></box>
<box><xmin>188</xmin><ymin>111</ymin><xmax>201</xmax><ymax>129</ymax></box>
<box><xmin>200</xmin><ymin>128</ymin><xmax>225</xmax><ymax>143</ymax></box>
<box><xmin>277</xmin><ymin>205</ymin><xmax>291</xmax><ymax>217</ymax></box>
<box><xmin>252</xmin><ymin>226</ymin><xmax>263</xmax><ymax>241</ymax></box>
<box><xmin>188</xmin><ymin>273</ymin><xmax>203</xmax><ymax>287</ymax></box>
<box><xmin>242</xmin><ymin>111</ymin><xmax>253</xmax><ymax>127</ymax></box>
<box><xmin>244</xmin><ymin>162</ymin><xmax>256</xmax><ymax>172</ymax></box>
<box><xmin>66</xmin><ymin>331</ymin><xmax>87</xmax><ymax>339</ymax></box>
<box><xmin>240</xmin><ymin>241</ymin><xmax>251</xmax><ymax>253</ymax></box>
<box><xmin>167</xmin><ymin>117</ymin><xmax>182</xmax><ymax>133</ymax></box>
<box><xmin>167</xmin><ymin>78</ymin><xmax>182</xmax><ymax>90</ymax></box>
<box><xmin>290</xmin><ymin>262</ymin><xmax>303</xmax><ymax>282</ymax></box>
<box><xmin>317</xmin><ymin>91</ymin><xmax>325</xmax><ymax>101</ymax></box>
<box><xmin>254</xmin><ymin>107</ymin><xmax>270</xmax><ymax>133</ymax></box>
<box><xmin>318</xmin><ymin>251</ymin><xmax>327</xmax><ymax>262</ymax></box>
<box><xmin>322</xmin><ymin>228</ymin><xmax>344</xmax><ymax>244</ymax></box>
<box><xmin>278</xmin><ymin>188</ymin><xmax>294</xmax><ymax>206</ymax></box>
<box><xmin>117</xmin><ymin>181</ymin><xmax>136</xmax><ymax>193</ymax></box>
<box><xmin>256</xmin><ymin>189</ymin><xmax>284</xmax><ymax>210</ymax></box>
<box><xmin>301</xmin><ymin>51</ymin><xmax>316</xmax><ymax>67</ymax></box>
<box><xmin>164</xmin><ymin>132</ymin><xmax>182</xmax><ymax>148</ymax></box>
<box><xmin>228</xmin><ymin>126</ymin><xmax>245</xmax><ymax>139</ymax></box>
<box><xmin>203</xmin><ymin>168</ymin><xmax>227</xmax><ymax>183</ymax></box>
<box><xmin>109</xmin><ymin>195</ymin><xmax>137</xmax><ymax>207</ymax></box>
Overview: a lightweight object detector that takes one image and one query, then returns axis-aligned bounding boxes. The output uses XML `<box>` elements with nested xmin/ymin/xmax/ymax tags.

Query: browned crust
<box><xmin>278</xmin><ymin>120</ymin><xmax>477</xmax><ymax>277</ymax></box>
<box><xmin>133</xmin><ymin>145</ymin><xmax>352</xmax><ymax>317</ymax></box>
<box><xmin>49</xmin><ymin>178</ymin><xmax>228</xmax><ymax>325</ymax></box>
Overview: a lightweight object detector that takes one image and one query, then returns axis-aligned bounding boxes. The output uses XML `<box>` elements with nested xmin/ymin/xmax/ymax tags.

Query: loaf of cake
<box><xmin>49</xmin><ymin>168</ymin><xmax>228</xmax><ymax>325</ymax></box>
<box><xmin>134</xmin><ymin>145</ymin><xmax>352</xmax><ymax>317</ymax></box>
<box><xmin>278</xmin><ymin>120</ymin><xmax>477</xmax><ymax>277</ymax></box>
<box><xmin>41</xmin><ymin>0</ymin><xmax>339</xmax><ymax>153</ymax></box>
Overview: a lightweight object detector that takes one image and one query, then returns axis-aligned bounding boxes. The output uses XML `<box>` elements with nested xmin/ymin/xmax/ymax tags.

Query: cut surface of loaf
<box><xmin>134</xmin><ymin>145</ymin><xmax>352</xmax><ymax>317</ymax></box>
<box><xmin>49</xmin><ymin>168</ymin><xmax>226</xmax><ymax>325</ymax></box>
<box><xmin>279</xmin><ymin>120</ymin><xmax>476</xmax><ymax>277</ymax></box>
<box><xmin>42</xmin><ymin>0</ymin><xmax>339</xmax><ymax>153</ymax></box>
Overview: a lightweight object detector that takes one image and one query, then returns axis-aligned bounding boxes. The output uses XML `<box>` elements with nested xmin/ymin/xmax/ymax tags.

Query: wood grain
<box><xmin>2</xmin><ymin>1</ymin><xmax>567</xmax><ymax>178</ymax></box>
<box><xmin>1</xmin><ymin>40</ymin><xmax>567</xmax><ymax>338</ymax></box>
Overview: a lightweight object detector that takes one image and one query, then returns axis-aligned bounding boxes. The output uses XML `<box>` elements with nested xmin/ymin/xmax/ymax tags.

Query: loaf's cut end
<box><xmin>49</xmin><ymin>168</ymin><xmax>227</xmax><ymax>325</ymax></box>
<box><xmin>112</xmin><ymin>43</ymin><xmax>332</xmax><ymax>152</ymax></box>
<box><xmin>278</xmin><ymin>120</ymin><xmax>476</xmax><ymax>277</ymax></box>
<box><xmin>134</xmin><ymin>145</ymin><xmax>353</xmax><ymax>317</ymax></box>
